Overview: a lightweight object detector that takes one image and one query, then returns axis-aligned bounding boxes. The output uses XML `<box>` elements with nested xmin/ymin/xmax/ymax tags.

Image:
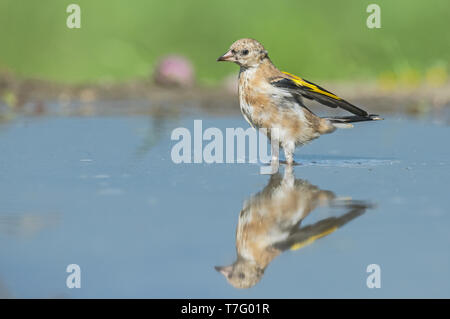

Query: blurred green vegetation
<box><xmin>0</xmin><ymin>0</ymin><xmax>449</xmax><ymax>85</ymax></box>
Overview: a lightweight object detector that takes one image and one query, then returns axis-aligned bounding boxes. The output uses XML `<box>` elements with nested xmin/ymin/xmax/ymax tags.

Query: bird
<box><xmin>217</xmin><ymin>38</ymin><xmax>382</xmax><ymax>172</ymax></box>
<box><xmin>215</xmin><ymin>166</ymin><xmax>372</xmax><ymax>289</ymax></box>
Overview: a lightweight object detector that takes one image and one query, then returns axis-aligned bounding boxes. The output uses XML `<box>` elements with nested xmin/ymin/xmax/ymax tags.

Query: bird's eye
<box><xmin>242</xmin><ymin>49</ymin><xmax>249</xmax><ymax>56</ymax></box>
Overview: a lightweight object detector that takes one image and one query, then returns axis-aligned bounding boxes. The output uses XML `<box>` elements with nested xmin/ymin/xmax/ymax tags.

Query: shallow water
<box><xmin>0</xmin><ymin>112</ymin><xmax>449</xmax><ymax>298</ymax></box>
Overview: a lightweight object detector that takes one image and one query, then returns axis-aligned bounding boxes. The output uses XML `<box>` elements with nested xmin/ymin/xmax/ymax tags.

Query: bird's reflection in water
<box><xmin>215</xmin><ymin>166</ymin><xmax>373</xmax><ymax>289</ymax></box>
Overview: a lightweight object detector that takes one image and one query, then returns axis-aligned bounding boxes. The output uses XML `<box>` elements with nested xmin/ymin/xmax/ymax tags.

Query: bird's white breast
<box><xmin>238</xmin><ymin>67</ymin><xmax>257</xmax><ymax>128</ymax></box>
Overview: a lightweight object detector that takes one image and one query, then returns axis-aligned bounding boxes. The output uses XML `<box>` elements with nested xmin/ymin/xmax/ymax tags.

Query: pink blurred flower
<box><xmin>154</xmin><ymin>55</ymin><xmax>195</xmax><ymax>88</ymax></box>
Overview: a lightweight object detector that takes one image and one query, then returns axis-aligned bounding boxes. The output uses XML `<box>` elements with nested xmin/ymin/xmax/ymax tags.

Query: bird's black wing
<box><xmin>270</xmin><ymin>72</ymin><xmax>368</xmax><ymax>116</ymax></box>
<box><xmin>273</xmin><ymin>204</ymin><xmax>368</xmax><ymax>252</ymax></box>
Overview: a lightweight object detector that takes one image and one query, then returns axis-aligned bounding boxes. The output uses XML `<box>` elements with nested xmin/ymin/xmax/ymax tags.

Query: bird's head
<box><xmin>217</xmin><ymin>38</ymin><xmax>268</xmax><ymax>68</ymax></box>
<box><xmin>215</xmin><ymin>259</ymin><xmax>264</xmax><ymax>289</ymax></box>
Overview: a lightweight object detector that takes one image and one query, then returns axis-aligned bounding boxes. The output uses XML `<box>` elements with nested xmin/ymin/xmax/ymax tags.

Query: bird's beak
<box><xmin>215</xmin><ymin>265</ymin><xmax>233</xmax><ymax>277</ymax></box>
<box><xmin>217</xmin><ymin>50</ymin><xmax>234</xmax><ymax>62</ymax></box>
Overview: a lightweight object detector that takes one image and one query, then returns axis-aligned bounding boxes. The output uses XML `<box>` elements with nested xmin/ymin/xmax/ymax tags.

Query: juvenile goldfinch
<box><xmin>217</xmin><ymin>38</ymin><xmax>382</xmax><ymax>169</ymax></box>
<box><xmin>215</xmin><ymin>166</ymin><xmax>370</xmax><ymax>289</ymax></box>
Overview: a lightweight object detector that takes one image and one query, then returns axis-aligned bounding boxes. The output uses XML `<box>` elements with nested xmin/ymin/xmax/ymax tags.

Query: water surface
<box><xmin>0</xmin><ymin>112</ymin><xmax>449</xmax><ymax>298</ymax></box>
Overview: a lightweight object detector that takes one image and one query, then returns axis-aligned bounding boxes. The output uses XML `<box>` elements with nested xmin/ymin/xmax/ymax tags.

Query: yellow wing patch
<box><xmin>290</xmin><ymin>226</ymin><xmax>338</xmax><ymax>251</ymax></box>
<box><xmin>282</xmin><ymin>71</ymin><xmax>342</xmax><ymax>101</ymax></box>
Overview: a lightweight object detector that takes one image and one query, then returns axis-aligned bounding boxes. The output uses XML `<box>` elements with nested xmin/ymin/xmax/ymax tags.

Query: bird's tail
<box><xmin>326</xmin><ymin>114</ymin><xmax>383</xmax><ymax>129</ymax></box>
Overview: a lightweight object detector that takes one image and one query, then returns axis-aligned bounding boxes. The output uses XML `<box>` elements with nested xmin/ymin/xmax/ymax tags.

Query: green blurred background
<box><xmin>0</xmin><ymin>0</ymin><xmax>449</xmax><ymax>86</ymax></box>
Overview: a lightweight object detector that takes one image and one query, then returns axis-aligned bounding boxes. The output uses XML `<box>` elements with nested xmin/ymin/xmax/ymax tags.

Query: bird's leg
<box><xmin>260</xmin><ymin>128</ymin><xmax>280</xmax><ymax>175</ymax></box>
<box><xmin>283</xmin><ymin>142</ymin><xmax>295</xmax><ymax>166</ymax></box>
<box><xmin>270</xmin><ymin>140</ymin><xmax>280</xmax><ymax>172</ymax></box>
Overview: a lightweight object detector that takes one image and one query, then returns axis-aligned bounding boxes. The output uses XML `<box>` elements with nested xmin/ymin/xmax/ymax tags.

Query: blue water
<box><xmin>0</xmin><ymin>114</ymin><xmax>449</xmax><ymax>298</ymax></box>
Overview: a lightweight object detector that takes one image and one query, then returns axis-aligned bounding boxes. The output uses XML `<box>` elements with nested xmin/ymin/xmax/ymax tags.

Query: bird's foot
<box><xmin>279</xmin><ymin>160</ymin><xmax>301</xmax><ymax>166</ymax></box>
